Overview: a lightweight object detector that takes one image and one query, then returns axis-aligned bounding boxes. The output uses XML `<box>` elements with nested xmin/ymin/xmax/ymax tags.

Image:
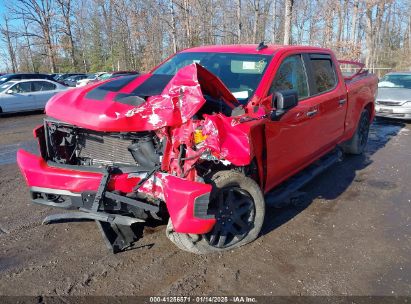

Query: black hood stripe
<box><xmin>85</xmin><ymin>75</ymin><xmax>139</xmax><ymax>100</ymax></box>
<box><xmin>130</xmin><ymin>74</ymin><xmax>174</xmax><ymax>97</ymax></box>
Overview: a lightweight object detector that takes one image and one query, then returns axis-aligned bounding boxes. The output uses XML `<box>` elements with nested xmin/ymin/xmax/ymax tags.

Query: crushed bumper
<box><xmin>17</xmin><ymin>149</ymin><xmax>216</xmax><ymax>234</ymax></box>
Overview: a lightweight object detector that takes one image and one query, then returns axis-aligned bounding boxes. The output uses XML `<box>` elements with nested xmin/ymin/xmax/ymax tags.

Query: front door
<box><xmin>2</xmin><ymin>82</ymin><xmax>35</xmax><ymax>112</ymax></box>
<box><xmin>264</xmin><ymin>54</ymin><xmax>324</xmax><ymax>191</ymax></box>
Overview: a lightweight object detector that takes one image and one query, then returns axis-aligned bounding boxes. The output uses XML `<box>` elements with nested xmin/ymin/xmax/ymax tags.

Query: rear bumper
<box><xmin>17</xmin><ymin>149</ymin><xmax>216</xmax><ymax>234</ymax></box>
<box><xmin>375</xmin><ymin>105</ymin><xmax>411</xmax><ymax>119</ymax></box>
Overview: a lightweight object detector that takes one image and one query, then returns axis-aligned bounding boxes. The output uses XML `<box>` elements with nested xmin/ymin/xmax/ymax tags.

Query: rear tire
<box><xmin>342</xmin><ymin>108</ymin><xmax>371</xmax><ymax>155</ymax></box>
<box><xmin>166</xmin><ymin>171</ymin><xmax>265</xmax><ymax>254</ymax></box>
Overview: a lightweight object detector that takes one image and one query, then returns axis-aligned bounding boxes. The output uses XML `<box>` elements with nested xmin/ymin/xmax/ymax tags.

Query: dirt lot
<box><xmin>0</xmin><ymin>112</ymin><xmax>410</xmax><ymax>296</ymax></box>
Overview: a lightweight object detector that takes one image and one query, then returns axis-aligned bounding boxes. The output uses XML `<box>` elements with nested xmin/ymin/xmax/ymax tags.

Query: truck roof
<box><xmin>180</xmin><ymin>44</ymin><xmax>331</xmax><ymax>55</ymax></box>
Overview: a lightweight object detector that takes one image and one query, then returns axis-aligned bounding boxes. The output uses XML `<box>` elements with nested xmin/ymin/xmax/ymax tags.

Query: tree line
<box><xmin>0</xmin><ymin>0</ymin><xmax>410</xmax><ymax>74</ymax></box>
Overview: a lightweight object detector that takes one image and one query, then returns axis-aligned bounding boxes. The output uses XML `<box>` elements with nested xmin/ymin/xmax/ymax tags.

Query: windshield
<box><xmin>378</xmin><ymin>74</ymin><xmax>411</xmax><ymax>89</ymax></box>
<box><xmin>153</xmin><ymin>52</ymin><xmax>272</xmax><ymax>102</ymax></box>
<box><xmin>0</xmin><ymin>81</ymin><xmax>16</xmax><ymax>93</ymax></box>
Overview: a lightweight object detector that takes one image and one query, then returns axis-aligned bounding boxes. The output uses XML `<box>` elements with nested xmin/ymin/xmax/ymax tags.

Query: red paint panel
<box><xmin>162</xmin><ymin>175</ymin><xmax>215</xmax><ymax>234</ymax></box>
<box><xmin>17</xmin><ymin>149</ymin><xmax>102</xmax><ymax>192</ymax></box>
<box><xmin>17</xmin><ymin>150</ymin><xmax>215</xmax><ymax>234</ymax></box>
<box><xmin>45</xmin><ymin>64</ymin><xmax>236</xmax><ymax>132</ymax></box>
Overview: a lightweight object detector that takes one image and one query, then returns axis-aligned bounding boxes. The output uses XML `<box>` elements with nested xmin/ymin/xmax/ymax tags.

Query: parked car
<box><xmin>91</xmin><ymin>71</ymin><xmax>139</xmax><ymax>83</ymax></box>
<box><xmin>0</xmin><ymin>79</ymin><xmax>67</xmax><ymax>114</ymax></box>
<box><xmin>51</xmin><ymin>73</ymin><xmax>63</xmax><ymax>80</ymax></box>
<box><xmin>375</xmin><ymin>72</ymin><xmax>411</xmax><ymax>120</ymax></box>
<box><xmin>76</xmin><ymin>73</ymin><xmax>106</xmax><ymax>87</ymax></box>
<box><xmin>64</xmin><ymin>74</ymin><xmax>88</xmax><ymax>87</ymax></box>
<box><xmin>17</xmin><ymin>44</ymin><xmax>377</xmax><ymax>254</ymax></box>
<box><xmin>54</xmin><ymin>73</ymin><xmax>85</xmax><ymax>85</ymax></box>
<box><xmin>0</xmin><ymin>73</ymin><xmax>54</xmax><ymax>86</ymax></box>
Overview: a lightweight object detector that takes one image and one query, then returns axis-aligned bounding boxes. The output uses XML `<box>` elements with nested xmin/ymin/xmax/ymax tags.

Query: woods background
<box><xmin>0</xmin><ymin>0</ymin><xmax>410</xmax><ymax>74</ymax></box>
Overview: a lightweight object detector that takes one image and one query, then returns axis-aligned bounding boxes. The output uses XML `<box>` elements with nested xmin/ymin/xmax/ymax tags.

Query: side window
<box><xmin>310</xmin><ymin>57</ymin><xmax>337</xmax><ymax>93</ymax></box>
<box><xmin>33</xmin><ymin>81</ymin><xmax>56</xmax><ymax>91</ymax></box>
<box><xmin>270</xmin><ymin>55</ymin><xmax>309</xmax><ymax>100</ymax></box>
<box><xmin>10</xmin><ymin>82</ymin><xmax>32</xmax><ymax>93</ymax></box>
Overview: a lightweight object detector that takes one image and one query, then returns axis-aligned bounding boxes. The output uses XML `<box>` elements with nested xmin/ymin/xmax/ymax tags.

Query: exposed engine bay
<box><xmin>43</xmin><ymin>118</ymin><xmax>163</xmax><ymax>171</ymax></box>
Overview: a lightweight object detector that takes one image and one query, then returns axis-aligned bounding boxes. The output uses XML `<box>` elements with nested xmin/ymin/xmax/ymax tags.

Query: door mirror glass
<box><xmin>5</xmin><ymin>89</ymin><xmax>14</xmax><ymax>94</ymax></box>
<box><xmin>270</xmin><ymin>89</ymin><xmax>299</xmax><ymax>120</ymax></box>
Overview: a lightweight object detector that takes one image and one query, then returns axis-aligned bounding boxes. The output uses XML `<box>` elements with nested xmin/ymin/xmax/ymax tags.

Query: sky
<box><xmin>0</xmin><ymin>0</ymin><xmax>24</xmax><ymax>72</ymax></box>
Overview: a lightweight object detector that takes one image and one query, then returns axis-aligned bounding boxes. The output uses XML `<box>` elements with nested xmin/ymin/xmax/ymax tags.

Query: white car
<box><xmin>76</xmin><ymin>72</ymin><xmax>106</xmax><ymax>87</ymax></box>
<box><xmin>0</xmin><ymin>79</ymin><xmax>67</xmax><ymax>114</ymax></box>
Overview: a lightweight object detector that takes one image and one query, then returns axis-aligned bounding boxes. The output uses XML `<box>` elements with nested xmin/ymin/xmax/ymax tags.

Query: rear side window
<box><xmin>310</xmin><ymin>57</ymin><xmax>337</xmax><ymax>93</ymax></box>
<box><xmin>32</xmin><ymin>81</ymin><xmax>56</xmax><ymax>91</ymax></box>
<box><xmin>270</xmin><ymin>55</ymin><xmax>309</xmax><ymax>100</ymax></box>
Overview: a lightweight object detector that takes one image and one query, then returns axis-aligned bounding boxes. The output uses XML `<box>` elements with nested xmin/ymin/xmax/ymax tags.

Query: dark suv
<box><xmin>0</xmin><ymin>73</ymin><xmax>54</xmax><ymax>85</ymax></box>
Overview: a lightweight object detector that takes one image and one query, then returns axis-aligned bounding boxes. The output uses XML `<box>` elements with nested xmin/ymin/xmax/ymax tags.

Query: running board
<box><xmin>265</xmin><ymin>149</ymin><xmax>342</xmax><ymax>208</ymax></box>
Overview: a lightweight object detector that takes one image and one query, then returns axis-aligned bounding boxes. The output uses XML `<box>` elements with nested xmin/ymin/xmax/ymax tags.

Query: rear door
<box><xmin>304</xmin><ymin>53</ymin><xmax>347</xmax><ymax>144</ymax></box>
<box><xmin>31</xmin><ymin>81</ymin><xmax>58</xmax><ymax>108</ymax></box>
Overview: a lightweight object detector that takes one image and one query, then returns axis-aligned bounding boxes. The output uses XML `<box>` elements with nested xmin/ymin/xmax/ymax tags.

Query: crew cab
<box><xmin>17</xmin><ymin>45</ymin><xmax>378</xmax><ymax>253</ymax></box>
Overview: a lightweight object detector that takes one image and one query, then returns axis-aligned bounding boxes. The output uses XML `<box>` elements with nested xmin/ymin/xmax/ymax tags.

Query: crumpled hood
<box><xmin>45</xmin><ymin>64</ymin><xmax>238</xmax><ymax>132</ymax></box>
<box><xmin>377</xmin><ymin>87</ymin><xmax>411</xmax><ymax>104</ymax></box>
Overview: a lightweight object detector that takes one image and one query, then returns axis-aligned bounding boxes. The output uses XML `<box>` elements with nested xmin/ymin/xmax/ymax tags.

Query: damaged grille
<box><xmin>78</xmin><ymin>134</ymin><xmax>137</xmax><ymax>166</ymax></box>
<box><xmin>43</xmin><ymin>118</ymin><xmax>162</xmax><ymax>170</ymax></box>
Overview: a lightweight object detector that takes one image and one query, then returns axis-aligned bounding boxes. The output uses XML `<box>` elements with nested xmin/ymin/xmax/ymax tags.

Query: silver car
<box><xmin>0</xmin><ymin>79</ymin><xmax>67</xmax><ymax>114</ymax></box>
<box><xmin>375</xmin><ymin>72</ymin><xmax>411</xmax><ymax>119</ymax></box>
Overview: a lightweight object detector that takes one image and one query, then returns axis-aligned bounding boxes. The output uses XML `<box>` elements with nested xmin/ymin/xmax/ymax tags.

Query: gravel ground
<box><xmin>0</xmin><ymin>112</ymin><xmax>410</xmax><ymax>296</ymax></box>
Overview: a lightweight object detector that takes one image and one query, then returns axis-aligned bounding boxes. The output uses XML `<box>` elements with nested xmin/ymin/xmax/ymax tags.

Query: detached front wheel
<box><xmin>166</xmin><ymin>171</ymin><xmax>265</xmax><ymax>254</ymax></box>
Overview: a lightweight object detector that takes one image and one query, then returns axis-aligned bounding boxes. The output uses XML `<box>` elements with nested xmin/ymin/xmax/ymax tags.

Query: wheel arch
<box><xmin>248</xmin><ymin>123</ymin><xmax>266</xmax><ymax>189</ymax></box>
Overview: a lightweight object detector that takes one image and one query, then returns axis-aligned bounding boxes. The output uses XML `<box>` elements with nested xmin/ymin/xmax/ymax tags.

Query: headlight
<box><xmin>193</xmin><ymin>129</ymin><xmax>207</xmax><ymax>145</ymax></box>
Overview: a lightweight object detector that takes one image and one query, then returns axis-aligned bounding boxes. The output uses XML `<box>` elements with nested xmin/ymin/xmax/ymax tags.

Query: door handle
<box><xmin>339</xmin><ymin>99</ymin><xmax>346</xmax><ymax>106</ymax></box>
<box><xmin>306</xmin><ymin>109</ymin><xmax>318</xmax><ymax>117</ymax></box>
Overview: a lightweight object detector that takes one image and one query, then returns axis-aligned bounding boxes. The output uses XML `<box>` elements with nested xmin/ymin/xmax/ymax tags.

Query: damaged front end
<box><xmin>17</xmin><ymin>63</ymin><xmax>258</xmax><ymax>253</ymax></box>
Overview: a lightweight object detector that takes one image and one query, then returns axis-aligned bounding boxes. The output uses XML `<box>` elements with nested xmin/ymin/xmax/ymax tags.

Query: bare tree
<box><xmin>0</xmin><ymin>16</ymin><xmax>17</xmax><ymax>72</ymax></box>
<box><xmin>170</xmin><ymin>0</ymin><xmax>178</xmax><ymax>53</ymax></box>
<box><xmin>237</xmin><ymin>0</ymin><xmax>242</xmax><ymax>42</ymax></box>
<box><xmin>0</xmin><ymin>0</ymin><xmax>409</xmax><ymax>74</ymax></box>
<box><xmin>56</xmin><ymin>0</ymin><xmax>77</xmax><ymax>69</ymax></box>
<box><xmin>283</xmin><ymin>0</ymin><xmax>293</xmax><ymax>45</ymax></box>
<box><xmin>350</xmin><ymin>0</ymin><xmax>359</xmax><ymax>43</ymax></box>
<box><xmin>11</xmin><ymin>0</ymin><xmax>57</xmax><ymax>72</ymax></box>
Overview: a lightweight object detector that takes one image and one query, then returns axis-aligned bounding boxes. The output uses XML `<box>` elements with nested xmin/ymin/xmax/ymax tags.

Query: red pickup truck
<box><xmin>17</xmin><ymin>44</ymin><xmax>378</xmax><ymax>254</ymax></box>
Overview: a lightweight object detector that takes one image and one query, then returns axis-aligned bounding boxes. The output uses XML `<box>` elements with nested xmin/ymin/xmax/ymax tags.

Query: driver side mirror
<box><xmin>270</xmin><ymin>89</ymin><xmax>299</xmax><ymax>120</ymax></box>
<box><xmin>5</xmin><ymin>89</ymin><xmax>14</xmax><ymax>94</ymax></box>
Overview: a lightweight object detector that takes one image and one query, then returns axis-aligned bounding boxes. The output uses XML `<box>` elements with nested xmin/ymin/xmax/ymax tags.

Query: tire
<box><xmin>342</xmin><ymin>108</ymin><xmax>371</xmax><ymax>155</ymax></box>
<box><xmin>166</xmin><ymin>171</ymin><xmax>265</xmax><ymax>254</ymax></box>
